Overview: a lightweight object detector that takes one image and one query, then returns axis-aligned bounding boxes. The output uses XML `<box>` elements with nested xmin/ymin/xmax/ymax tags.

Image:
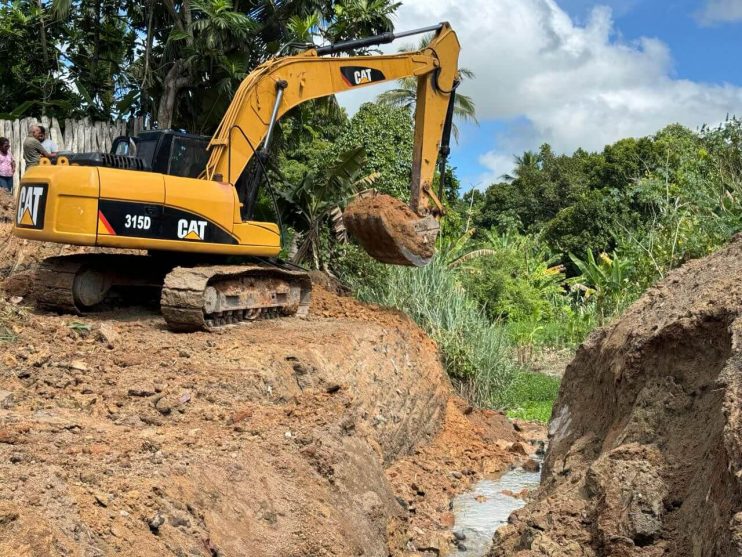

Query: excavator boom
<box><xmin>205</xmin><ymin>22</ymin><xmax>461</xmax><ymax>265</ymax></box>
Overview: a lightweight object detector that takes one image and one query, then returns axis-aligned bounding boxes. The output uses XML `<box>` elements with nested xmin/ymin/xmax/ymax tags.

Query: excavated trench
<box><xmin>0</xmin><ymin>191</ymin><xmax>541</xmax><ymax>557</ymax></box>
<box><xmin>451</xmin><ymin>454</ymin><xmax>543</xmax><ymax>556</ymax></box>
<box><xmin>3</xmin><ymin>188</ymin><xmax>740</xmax><ymax>556</ymax></box>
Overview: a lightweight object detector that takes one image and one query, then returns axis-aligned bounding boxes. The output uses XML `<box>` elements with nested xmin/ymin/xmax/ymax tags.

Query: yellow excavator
<box><xmin>12</xmin><ymin>22</ymin><xmax>460</xmax><ymax>331</ymax></box>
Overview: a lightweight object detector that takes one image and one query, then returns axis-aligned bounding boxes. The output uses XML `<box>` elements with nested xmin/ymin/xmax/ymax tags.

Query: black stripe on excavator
<box><xmin>98</xmin><ymin>199</ymin><xmax>239</xmax><ymax>245</ymax></box>
<box><xmin>340</xmin><ymin>66</ymin><xmax>386</xmax><ymax>87</ymax></box>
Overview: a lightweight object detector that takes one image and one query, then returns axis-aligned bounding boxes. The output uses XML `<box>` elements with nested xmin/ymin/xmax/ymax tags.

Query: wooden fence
<box><xmin>0</xmin><ymin>117</ymin><xmax>129</xmax><ymax>190</ymax></box>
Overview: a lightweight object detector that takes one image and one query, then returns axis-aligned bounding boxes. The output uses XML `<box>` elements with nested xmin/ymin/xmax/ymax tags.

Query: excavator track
<box><xmin>160</xmin><ymin>262</ymin><xmax>311</xmax><ymax>332</ymax></box>
<box><xmin>35</xmin><ymin>254</ymin><xmax>169</xmax><ymax>314</ymax></box>
<box><xmin>33</xmin><ymin>255</ymin><xmax>312</xmax><ymax>333</ymax></box>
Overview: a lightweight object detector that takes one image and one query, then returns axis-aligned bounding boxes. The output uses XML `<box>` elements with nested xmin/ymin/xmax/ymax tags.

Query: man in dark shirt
<box><xmin>22</xmin><ymin>124</ymin><xmax>52</xmax><ymax>169</ymax></box>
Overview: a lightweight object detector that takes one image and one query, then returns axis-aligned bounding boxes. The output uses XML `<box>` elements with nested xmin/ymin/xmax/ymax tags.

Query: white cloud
<box><xmin>698</xmin><ymin>0</ymin><xmax>742</xmax><ymax>25</ymax></box>
<box><xmin>337</xmin><ymin>0</ymin><xmax>742</xmax><ymax>187</ymax></box>
<box><xmin>476</xmin><ymin>152</ymin><xmax>516</xmax><ymax>188</ymax></box>
<box><xmin>396</xmin><ymin>0</ymin><xmax>742</xmax><ymax>147</ymax></box>
<box><xmin>335</xmin><ymin>84</ymin><xmax>394</xmax><ymax>116</ymax></box>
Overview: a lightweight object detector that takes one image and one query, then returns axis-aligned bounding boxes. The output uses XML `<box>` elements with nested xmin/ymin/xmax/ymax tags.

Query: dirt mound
<box><xmin>491</xmin><ymin>236</ymin><xmax>742</xmax><ymax>556</ymax></box>
<box><xmin>0</xmin><ymin>243</ymin><xmax>535</xmax><ymax>555</ymax></box>
<box><xmin>343</xmin><ymin>194</ymin><xmax>437</xmax><ymax>266</ymax></box>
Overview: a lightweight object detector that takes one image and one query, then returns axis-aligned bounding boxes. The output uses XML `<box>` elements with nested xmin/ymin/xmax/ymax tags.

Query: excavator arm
<box><xmin>204</xmin><ymin>22</ymin><xmax>461</xmax><ymax>265</ymax></box>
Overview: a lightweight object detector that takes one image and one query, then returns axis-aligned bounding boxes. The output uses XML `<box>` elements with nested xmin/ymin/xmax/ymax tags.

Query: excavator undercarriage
<box><xmin>36</xmin><ymin>254</ymin><xmax>311</xmax><ymax>332</ymax></box>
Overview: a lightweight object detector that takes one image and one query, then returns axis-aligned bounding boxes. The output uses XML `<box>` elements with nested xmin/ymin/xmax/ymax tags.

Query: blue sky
<box><xmin>338</xmin><ymin>0</ymin><xmax>742</xmax><ymax>191</ymax></box>
<box><xmin>562</xmin><ymin>0</ymin><xmax>742</xmax><ymax>85</ymax></box>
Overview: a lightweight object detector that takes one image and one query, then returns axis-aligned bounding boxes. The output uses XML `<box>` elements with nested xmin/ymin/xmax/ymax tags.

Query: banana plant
<box><xmin>568</xmin><ymin>250</ymin><xmax>632</xmax><ymax>319</ymax></box>
<box><xmin>276</xmin><ymin>146</ymin><xmax>378</xmax><ymax>269</ymax></box>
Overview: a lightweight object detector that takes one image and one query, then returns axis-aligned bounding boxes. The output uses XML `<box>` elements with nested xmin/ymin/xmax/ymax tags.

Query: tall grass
<box><xmin>356</xmin><ymin>257</ymin><xmax>518</xmax><ymax>407</ymax></box>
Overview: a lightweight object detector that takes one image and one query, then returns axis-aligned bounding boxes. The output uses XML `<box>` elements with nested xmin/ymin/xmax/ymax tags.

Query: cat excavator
<box><xmin>11</xmin><ymin>22</ymin><xmax>460</xmax><ymax>331</ymax></box>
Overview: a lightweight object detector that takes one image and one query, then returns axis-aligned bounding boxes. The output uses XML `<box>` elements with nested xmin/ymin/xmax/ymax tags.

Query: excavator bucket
<box><xmin>342</xmin><ymin>193</ymin><xmax>439</xmax><ymax>267</ymax></box>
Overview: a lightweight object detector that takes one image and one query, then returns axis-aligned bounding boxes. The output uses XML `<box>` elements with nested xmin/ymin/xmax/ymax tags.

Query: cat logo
<box><xmin>16</xmin><ymin>184</ymin><xmax>47</xmax><ymax>229</ymax></box>
<box><xmin>177</xmin><ymin>218</ymin><xmax>207</xmax><ymax>241</ymax></box>
<box><xmin>353</xmin><ymin>68</ymin><xmax>373</xmax><ymax>84</ymax></box>
<box><xmin>340</xmin><ymin>66</ymin><xmax>386</xmax><ymax>87</ymax></box>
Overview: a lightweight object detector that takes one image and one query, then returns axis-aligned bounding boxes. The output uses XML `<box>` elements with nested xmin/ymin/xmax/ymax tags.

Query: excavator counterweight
<box><xmin>11</xmin><ymin>23</ymin><xmax>461</xmax><ymax>329</ymax></box>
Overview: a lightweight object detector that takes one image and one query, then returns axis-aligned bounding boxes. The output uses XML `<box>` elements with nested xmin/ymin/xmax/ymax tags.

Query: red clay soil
<box><xmin>491</xmin><ymin>235</ymin><xmax>742</xmax><ymax>557</ymax></box>
<box><xmin>343</xmin><ymin>194</ymin><xmax>436</xmax><ymax>260</ymax></box>
<box><xmin>0</xmin><ymin>222</ymin><xmax>542</xmax><ymax>556</ymax></box>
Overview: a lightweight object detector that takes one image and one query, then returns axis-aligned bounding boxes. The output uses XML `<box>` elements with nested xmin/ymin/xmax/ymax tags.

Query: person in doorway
<box><xmin>22</xmin><ymin>124</ymin><xmax>52</xmax><ymax>169</ymax></box>
<box><xmin>0</xmin><ymin>137</ymin><xmax>15</xmax><ymax>191</ymax></box>
<box><xmin>39</xmin><ymin>125</ymin><xmax>58</xmax><ymax>153</ymax></box>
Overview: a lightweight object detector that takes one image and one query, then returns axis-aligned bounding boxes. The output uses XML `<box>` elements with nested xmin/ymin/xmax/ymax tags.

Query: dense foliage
<box><xmin>340</xmin><ymin>116</ymin><xmax>742</xmax><ymax>416</ymax></box>
<box><xmin>0</xmin><ymin>0</ymin><xmax>399</xmax><ymax>128</ymax></box>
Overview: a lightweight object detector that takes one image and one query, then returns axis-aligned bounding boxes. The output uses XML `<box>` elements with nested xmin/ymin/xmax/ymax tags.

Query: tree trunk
<box><xmin>157</xmin><ymin>62</ymin><xmax>190</xmax><ymax>130</ymax></box>
<box><xmin>157</xmin><ymin>0</ymin><xmax>194</xmax><ymax>129</ymax></box>
<box><xmin>93</xmin><ymin>0</ymin><xmax>101</xmax><ymax>94</ymax></box>
<box><xmin>141</xmin><ymin>0</ymin><xmax>155</xmax><ymax>121</ymax></box>
<box><xmin>36</xmin><ymin>0</ymin><xmax>49</xmax><ymax>69</ymax></box>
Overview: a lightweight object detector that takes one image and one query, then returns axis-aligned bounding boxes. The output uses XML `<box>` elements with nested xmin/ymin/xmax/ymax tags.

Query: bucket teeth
<box><xmin>343</xmin><ymin>194</ymin><xmax>439</xmax><ymax>267</ymax></box>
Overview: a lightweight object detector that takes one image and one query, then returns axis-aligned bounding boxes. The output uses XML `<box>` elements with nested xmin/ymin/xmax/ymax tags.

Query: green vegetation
<box><xmin>332</xmin><ymin>117</ymin><xmax>742</xmax><ymax>421</ymax></box>
<box><xmin>0</xmin><ymin>0</ymin><xmax>401</xmax><ymax>127</ymax></box>
<box><xmin>501</xmin><ymin>372</ymin><xmax>561</xmax><ymax>423</ymax></box>
<box><xmin>272</xmin><ymin>103</ymin><xmax>742</xmax><ymax>421</ymax></box>
<box><xmin>356</xmin><ymin>257</ymin><xmax>517</xmax><ymax>408</ymax></box>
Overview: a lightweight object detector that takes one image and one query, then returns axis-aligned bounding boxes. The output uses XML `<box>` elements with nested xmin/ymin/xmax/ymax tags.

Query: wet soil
<box><xmin>491</xmin><ymin>235</ymin><xmax>742</xmax><ymax>557</ymax></box>
<box><xmin>343</xmin><ymin>194</ymin><xmax>436</xmax><ymax>263</ymax></box>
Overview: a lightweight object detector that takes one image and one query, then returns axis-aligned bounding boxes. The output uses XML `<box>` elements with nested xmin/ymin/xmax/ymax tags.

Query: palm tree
<box><xmin>376</xmin><ymin>35</ymin><xmax>477</xmax><ymax>142</ymax></box>
<box><xmin>500</xmin><ymin>151</ymin><xmax>541</xmax><ymax>182</ymax></box>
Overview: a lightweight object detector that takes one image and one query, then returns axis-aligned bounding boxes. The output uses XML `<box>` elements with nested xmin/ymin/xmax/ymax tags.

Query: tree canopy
<box><xmin>0</xmin><ymin>0</ymin><xmax>401</xmax><ymax>130</ymax></box>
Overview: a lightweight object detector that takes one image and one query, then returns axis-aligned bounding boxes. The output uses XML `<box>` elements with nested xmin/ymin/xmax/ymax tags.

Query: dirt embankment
<box><xmin>491</xmin><ymin>236</ymin><xmax>742</xmax><ymax>557</ymax></box>
<box><xmin>0</xmin><ymin>213</ymin><xmax>540</xmax><ymax>556</ymax></box>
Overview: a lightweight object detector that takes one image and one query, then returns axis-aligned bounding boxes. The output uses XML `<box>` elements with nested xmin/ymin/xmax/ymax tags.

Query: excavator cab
<box><xmin>110</xmin><ymin>130</ymin><xmax>210</xmax><ymax>179</ymax></box>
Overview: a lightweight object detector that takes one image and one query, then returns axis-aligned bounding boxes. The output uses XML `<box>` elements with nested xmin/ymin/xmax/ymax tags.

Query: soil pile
<box><xmin>491</xmin><ymin>236</ymin><xmax>742</xmax><ymax>556</ymax></box>
<box><xmin>0</xmin><ymin>225</ymin><xmax>538</xmax><ymax>556</ymax></box>
<box><xmin>343</xmin><ymin>194</ymin><xmax>437</xmax><ymax>266</ymax></box>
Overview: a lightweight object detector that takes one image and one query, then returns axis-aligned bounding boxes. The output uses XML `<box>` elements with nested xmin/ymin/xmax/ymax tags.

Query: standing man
<box><xmin>0</xmin><ymin>137</ymin><xmax>15</xmax><ymax>191</ymax></box>
<box><xmin>39</xmin><ymin>125</ymin><xmax>58</xmax><ymax>153</ymax></box>
<box><xmin>23</xmin><ymin>124</ymin><xmax>52</xmax><ymax>170</ymax></box>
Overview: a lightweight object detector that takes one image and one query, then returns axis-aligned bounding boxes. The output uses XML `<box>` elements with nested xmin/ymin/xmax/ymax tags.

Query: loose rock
<box><xmin>148</xmin><ymin>512</ymin><xmax>165</xmax><ymax>533</ymax></box>
<box><xmin>522</xmin><ymin>458</ymin><xmax>540</xmax><ymax>473</ymax></box>
<box><xmin>0</xmin><ymin>390</ymin><xmax>14</xmax><ymax>409</ymax></box>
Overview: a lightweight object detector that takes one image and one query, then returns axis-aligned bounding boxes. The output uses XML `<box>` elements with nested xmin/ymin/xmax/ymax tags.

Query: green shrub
<box><xmin>501</xmin><ymin>372</ymin><xmax>561</xmax><ymax>423</ymax></box>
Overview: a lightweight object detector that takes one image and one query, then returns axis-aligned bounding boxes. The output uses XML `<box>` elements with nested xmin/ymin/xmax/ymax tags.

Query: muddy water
<box><xmin>451</xmin><ymin>458</ymin><xmax>542</xmax><ymax>556</ymax></box>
